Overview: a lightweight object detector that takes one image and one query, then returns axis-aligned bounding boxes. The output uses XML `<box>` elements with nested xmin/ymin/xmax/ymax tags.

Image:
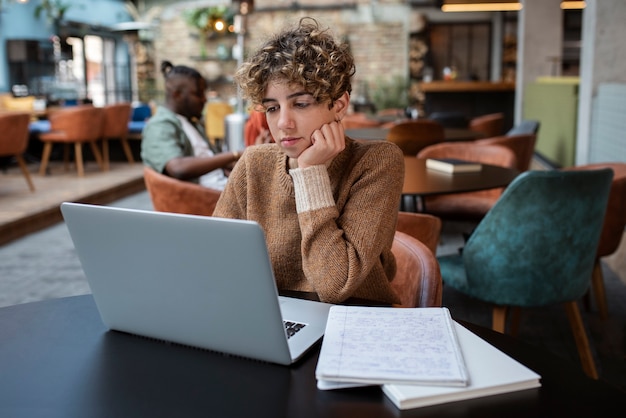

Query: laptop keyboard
<box><xmin>284</xmin><ymin>320</ymin><xmax>307</xmax><ymax>339</ymax></box>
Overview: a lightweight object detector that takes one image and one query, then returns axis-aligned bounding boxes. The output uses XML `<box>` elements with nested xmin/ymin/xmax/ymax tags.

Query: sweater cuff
<box><xmin>289</xmin><ymin>165</ymin><xmax>335</xmax><ymax>213</ymax></box>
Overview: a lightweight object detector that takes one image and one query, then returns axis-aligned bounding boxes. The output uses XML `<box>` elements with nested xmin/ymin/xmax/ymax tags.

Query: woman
<box><xmin>213</xmin><ymin>18</ymin><xmax>404</xmax><ymax>305</ymax></box>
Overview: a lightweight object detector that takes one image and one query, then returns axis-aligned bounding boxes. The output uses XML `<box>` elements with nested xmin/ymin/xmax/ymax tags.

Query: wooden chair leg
<box><xmin>492</xmin><ymin>305</ymin><xmax>507</xmax><ymax>333</ymax></box>
<box><xmin>121</xmin><ymin>138</ymin><xmax>135</xmax><ymax>164</ymax></box>
<box><xmin>102</xmin><ymin>138</ymin><xmax>110</xmax><ymax>171</ymax></box>
<box><xmin>39</xmin><ymin>142</ymin><xmax>52</xmax><ymax>176</ymax></box>
<box><xmin>591</xmin><ymin>260</ymin><xmax>608</xmax><ymax>320</ymax></box>
<box><xmin>75</xmin><ymin>143</ymin><xmax>84</xmax><ymax>177</ymax></box>
<box><xmin>563</xmin><ymin>301</ymin><xmax>599</xmax><ymax>379</ymax></box>
<box><xmin>89</xmin><ymin>141</ymin><xmax>104</xmax><ymax>171</ymax></box>
<box><xmin>15</xmin><ymin>155</ymin><xmax>35</xmax><ymax>191</ymax></box>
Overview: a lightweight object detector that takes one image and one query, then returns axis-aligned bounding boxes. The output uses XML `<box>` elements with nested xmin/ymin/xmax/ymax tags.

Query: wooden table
<box><xmin>346</xmin><ymin>127</ymin><xmax>483</xmax><ymax>142</ymax></box>
<box><xmin>402</xmin><ymin>157</ymin><xmax>520</xmax><ymax>212</ymax></box>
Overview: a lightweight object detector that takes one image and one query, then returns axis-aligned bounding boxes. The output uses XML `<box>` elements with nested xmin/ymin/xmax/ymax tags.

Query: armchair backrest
<box><xmin>102</xmin><ymin>103</ymin><xmax>132</xmax><ymax>139</ymax></box>
<box><xmin>418</xmin><ymin>141</ymin><xmax>517</xmax><ymax>169</ymax></box>
<box><xmin>565</xmin><ymin>163</ymin><xmax>626</xmax><ymax>258</ymax></box>
<box><xmin>143</xmin><ymin>166</ymin><xmax>221</xmax><ymax>217</ymax></box>
<box><xmin>391</xmin><ymin>231</ymin><xmax>443</xmax><ymax>308</ymax></box>
<box><xmin>386</xmin><ymin>119</ymin><xmax>445</xmax><ymax>156</ymax></box>
<box><xmin>0</xmin><ymin>111</ymin><xmax>31</xmax><ymax>155</ymax></box>
<box><xmin>47</xmin><ymin>105</ymin><xmax>104</xmax><ymax>142</ymax></box>
<box><xmin>469</xmin><ymin>112</ymin><xmax>504</xmax><ymax>138</ymax></box>
<box><xmin>463</xmin><ymin>169</ymin><xmax>613</xmax><ymax>306</ymax></box>
<box><xmin>475</xmin><ymin>133</ymin><xmax>536</xmax><ymax>172</ymax></box>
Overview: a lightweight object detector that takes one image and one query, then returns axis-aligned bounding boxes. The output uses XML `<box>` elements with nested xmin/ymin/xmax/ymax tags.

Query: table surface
<box><xmin>1</xmin><ymin>295</ymin><xmax>625</xmax><ymax>418</ymax></box>
<box><xmin>346</xmin><ymin>127</ymin><xmax>483</xmax><ymax>142</ymax></box>
<box><xmin>402</xmin><ymin>157</ymin><xmax>520</xmax><ymax>196</ymax></box>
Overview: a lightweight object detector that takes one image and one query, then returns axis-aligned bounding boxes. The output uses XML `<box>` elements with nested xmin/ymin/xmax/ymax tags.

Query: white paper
<box><xmin>315</xmin><ymin>306</ymin><xmax>468</xmax><ymax>387</ymax></box>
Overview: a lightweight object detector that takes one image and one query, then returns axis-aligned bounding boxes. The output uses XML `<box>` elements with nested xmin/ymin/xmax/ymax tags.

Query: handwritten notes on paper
<box><xmin>315</xmin><ymin>306</ymin><xmax>469</xmax><ymax>387</ymax></box>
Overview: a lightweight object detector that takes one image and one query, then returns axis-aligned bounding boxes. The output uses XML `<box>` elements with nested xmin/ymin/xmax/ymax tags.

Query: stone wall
<box><xmin>145</xmin><ymin>0</ymin><xmax>418</xmax><ymax>110</ymax></box>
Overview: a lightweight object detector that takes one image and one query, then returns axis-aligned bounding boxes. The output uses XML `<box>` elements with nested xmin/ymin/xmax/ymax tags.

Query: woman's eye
<box><xmin>265</xmin><ymin>106</ymin><xmax>277</xmax><ymax>113</ymax></box>
<box><xmin>295</xmin><ymin>102</ymin><xmax>310</xmax><ymax>109</ymax></box>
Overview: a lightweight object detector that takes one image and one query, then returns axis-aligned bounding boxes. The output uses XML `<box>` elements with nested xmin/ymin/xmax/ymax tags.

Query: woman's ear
<box><xmin>333</xmin><ymin>92</ymin><xmax>350</xmax><ymax>120</ymax></box>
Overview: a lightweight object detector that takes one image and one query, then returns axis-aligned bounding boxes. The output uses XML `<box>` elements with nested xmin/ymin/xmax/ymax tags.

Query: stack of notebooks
<box><xmin>315</xmin><ymin>306</ymin><xmax>541</xmax><ymax>410</ymax></box>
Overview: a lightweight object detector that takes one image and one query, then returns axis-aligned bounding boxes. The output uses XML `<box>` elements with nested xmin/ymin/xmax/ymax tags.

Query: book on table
<box><xmin>382</xmin><ymin>322</ymin><xmax>541</xmax><ymax>410</ymax></box>
<box><xmin>315</xmin><ymin>306</ymin><xmax>469</xmax><ymax>387</ymax></box>
<box><xmin>314</xmin><ymin>305</ymin><xmax>542</xmax><ymax>410</ymax></box>
<box><xmin>426</xmin><ymin>158</ymin><xmax>482</xmax><ymax>173</ymax></box>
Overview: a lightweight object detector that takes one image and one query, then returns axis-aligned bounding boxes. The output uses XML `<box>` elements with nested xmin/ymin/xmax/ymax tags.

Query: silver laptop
<box><xmin>60</xmin><ymin>202</ymin><xmax>333</xmax><ymax>366</ymax></box>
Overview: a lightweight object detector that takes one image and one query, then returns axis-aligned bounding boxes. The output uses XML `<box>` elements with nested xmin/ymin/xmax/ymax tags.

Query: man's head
<box><xmin>161</xmin><ymin>61</ymin><xmax>207</xmax><ymax>120</ymax></box>
<box><xmin>234</xmin><ymin>17</ymin><xmax>355</xmax><ymax>110</ymax></box>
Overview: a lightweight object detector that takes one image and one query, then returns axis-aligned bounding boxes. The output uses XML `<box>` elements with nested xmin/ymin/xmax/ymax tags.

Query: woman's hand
<box><xmin>297</xmin><ymin>120</ymin><xmax>345</xmax><ymax>169</ymax></box>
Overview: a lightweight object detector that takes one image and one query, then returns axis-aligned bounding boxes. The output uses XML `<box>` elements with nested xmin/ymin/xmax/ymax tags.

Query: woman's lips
<box><xmin>280</xmin><ymin>137</ymin><xmax>301</xmax><ymax>147</ymax></box>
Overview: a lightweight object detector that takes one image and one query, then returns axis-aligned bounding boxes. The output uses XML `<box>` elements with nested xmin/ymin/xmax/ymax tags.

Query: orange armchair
<box><xmin>391</xmin><ymin>231</ymin><xmax>443</xmax><ymax>308</ymax></box>
<box><xmin>143</xmin><ymin>166</ymin><xmax>221</xmax><ymax>217</ymax></box>
<box><xmin>416</xmin><ymin>142</ymin><xmax>517</xmax><ymax>221</ymax></box>
<box><xmin>38</xmin><ymin>105</ymin><xmax>105</xmax><ymax>177</ymax></box>
<box><xmin>0</xmin><ymin>111</ymin><xmax>35</xmax><ymax>191</ymax></box>
<box><xmin>475</xmin><ymin>133</ymin><xmax>537</xmax><ymax>172</ymax></box>
<box><xmin>386</xmin><ymin>119</ymin><xmax>445</xmax><ymax>156</ymax></box>
<box><xmin>469</xmin><ymin>113</ymin><xmax>504</xmax><ymax>138</ymax></box>
<box><xmin>102</xmin><ymin>102</ymin><xmax>133</xmax><ymax>170</ymax></box>
<box><xmin>566</xmin><ymin>162</ymin><xmax>626</xmax><ymax>319</ymax></box>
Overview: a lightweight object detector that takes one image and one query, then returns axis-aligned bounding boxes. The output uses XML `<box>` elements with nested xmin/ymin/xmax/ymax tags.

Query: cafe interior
<box><xmin>1</xmin><ymin>0</ymin><xmax>626</xmax><ymax>411</ymax></box>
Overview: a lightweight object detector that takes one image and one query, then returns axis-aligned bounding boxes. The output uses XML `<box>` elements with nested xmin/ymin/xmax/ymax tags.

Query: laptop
<box><xmin>60</xmin><ymin>202</ymin><xmax>333</xmax><ymax>366</ymax></box>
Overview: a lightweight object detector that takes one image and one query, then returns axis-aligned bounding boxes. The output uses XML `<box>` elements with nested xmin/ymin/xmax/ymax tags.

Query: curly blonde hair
<box><xmin>234</xmin><ymin>17</ymin><xmax>355</xmax><ymax>109</ymax></box>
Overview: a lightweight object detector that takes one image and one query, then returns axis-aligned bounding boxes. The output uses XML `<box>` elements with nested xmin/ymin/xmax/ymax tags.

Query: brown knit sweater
<box><xmin>213</xmin><ymin>137</ymin><xmax>405</xmax><ymax>305</ymax></box>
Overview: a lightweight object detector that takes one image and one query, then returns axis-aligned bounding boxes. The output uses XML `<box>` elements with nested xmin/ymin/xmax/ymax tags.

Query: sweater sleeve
<box><xmin>294</xmin><ymin>142</ymin><xmax>404</xmax><ymax>304</ymax></box>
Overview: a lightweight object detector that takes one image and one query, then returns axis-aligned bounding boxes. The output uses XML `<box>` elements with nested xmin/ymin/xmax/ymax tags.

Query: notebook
<box><xmin>60</xmin><ymin>202</ymin><xmax>333</xmax><ymax>366</ymax></box>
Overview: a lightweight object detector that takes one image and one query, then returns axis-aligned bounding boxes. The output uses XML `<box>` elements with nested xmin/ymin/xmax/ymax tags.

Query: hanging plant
<box><xmin>34</xmin><ymin>0</ymin><xmax>71</xmax><ymax>25</ymax></box>
<box><xmin>184</xmin><ymin>6</ymin><xmax>235</xmax><ymax>58</ymax></box>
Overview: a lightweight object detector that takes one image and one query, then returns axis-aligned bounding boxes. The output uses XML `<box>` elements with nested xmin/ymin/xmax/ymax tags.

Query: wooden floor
<box><xmin>0</xmin><ymin>160</ymin><xmax>146</xmax><ymax>246</ymax></box>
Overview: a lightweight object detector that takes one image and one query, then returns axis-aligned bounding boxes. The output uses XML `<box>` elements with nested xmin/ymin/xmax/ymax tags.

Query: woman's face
<box><xmin>261</xmin><ymin>82</ymin><xmax>340</xmax><ymax>160</ymax></box>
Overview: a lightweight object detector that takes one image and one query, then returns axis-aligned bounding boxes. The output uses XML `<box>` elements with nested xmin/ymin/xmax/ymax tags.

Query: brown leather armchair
<box><xmin>0</xmin><ymin>111</ymin><xmax>35</xmax><ymax>191</ymax></box>
<box><xmin>386</xmin><ymin>119</ymin><xmax>445</xmax><ymax>156</ymax></box>
<box><xmin>416</xmin><ymin>142</ymin><xmax>518</xmax><ymax>221</ymax></box>
<box><xmin>38</xmin><ymin>105</ymin><xmax>105</xmax><ymax>177</ymax></box>
<box><xmin>395</xmin><ymin>211</ymin><xmax>441</xmax><ymax>255</ymax></box>
<box><xmin>566</xmin><ymin>162</ymin><xmax>626</xmax><ymax>319</ymax></box>
<box><xmin>143</xmin><ymin>166</ymin><xmax>221</xmax><ymax>216</ymax></box>
<box><xmin>390</xmin><ymin>231</ymin><xmax>443</xmax><ymax>308</ymax></box>
<box><xmin>469</xmin><ymin>112</ymin><xmax>504</xmax><ymax>138</ymax></box>
<box><xmin>475</xmin><ymin>133</ymin><xmax>537</xmax><ymax>172</ymax></box>
<box><xmin>102</xmin><ymin>102</ymin><xmax>133</xmax><ymax>170</ymax></box>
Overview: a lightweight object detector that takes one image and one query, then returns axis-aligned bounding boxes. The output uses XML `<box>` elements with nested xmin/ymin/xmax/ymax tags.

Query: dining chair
<box><xmin>390</xmin><ymin>231</ymin><xmax>442</xmax><ymax>308</ymax></box>
<box><xmin>437</xmin><ymin>169</ymin><xmax>614</xmax><ymax>379</ymax></box>
<box><xmin>38</xmin><ymin>105</ymin><xmax>105</xmax><ymax>177</ymax></box>
<box><xmin>416</xmin><ymin>142</ymin><xmax>518</xmax><ymax>221</ymax></box>
<box><xmin>395</xmin><ymin>211</ymin><xmax>442</xmax><ymax>255</ymax></box>
<box><xmin>475</xmin><ymin>133</ymin><xmax>537</xmax><ymax>172</ymax></box>
<box><xmin>386</xmin><ymin>119</ymin><xmax>445</xmax><ymax>156</ymax></box>
<box><xmin>565</xmin><ymin>162</ymin><xmax>626</xmax><ymax>320</ymax></box>
<box><xmin>101</xmin><ymin>102</ymin><xmax>133</xmax><ymax>170</ymax></box>
<box><xmin>143</xmin><ymin>166</ymin><xmax>221</xmax><ymax>216</ymax></box>
<box><xmin>468</xmin><ymin>113</ymin><xmax>504</xmax><ymax>138</ymax></box>
<box><xmin>0</xmin><ymin>111</ymin><xmax>35</xmax><ymax>191</ymax></box>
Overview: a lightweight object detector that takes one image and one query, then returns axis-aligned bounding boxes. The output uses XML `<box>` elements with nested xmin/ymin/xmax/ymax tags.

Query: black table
<box><xmin>1</xmin><ymin>295</ymin><xmax>625</xmax><ymax>418</ymax></box>
<box><xmin>346</xmin><ymin>127</ymin><xmax>483</xmax><ymax>142</ymax></box>
<box><xmin>401</xmin><ymin>157</ymin><xmax>520</xmax><ymax>212</ymax></box>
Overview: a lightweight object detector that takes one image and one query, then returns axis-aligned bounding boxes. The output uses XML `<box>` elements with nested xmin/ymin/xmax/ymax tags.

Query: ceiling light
<box><xmin>561</xmin><ymin>1</ymin><xmax>586</xmax><ymax>9</ymax></box>
<box><xmin>441</xmin><ymin>2</ymin><xmax>523</xmax><ymax>12</ymax></box>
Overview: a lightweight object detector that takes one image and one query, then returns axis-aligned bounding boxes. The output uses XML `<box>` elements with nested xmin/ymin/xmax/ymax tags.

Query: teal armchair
<box><xmin>438</xmin><ymin>169</ymin><xmax>613</xmax><ymax>379</ymax></box>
